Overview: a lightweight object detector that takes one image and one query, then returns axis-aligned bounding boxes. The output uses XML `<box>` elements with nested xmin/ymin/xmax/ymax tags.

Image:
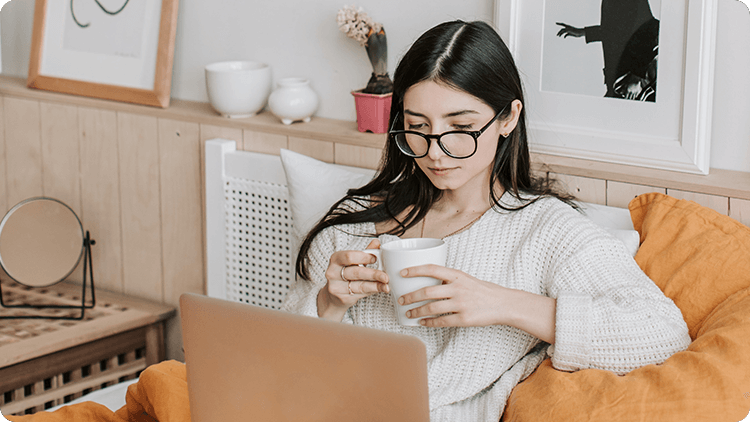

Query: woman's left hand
<box><xmin>398</xmin><ymin>265</ymin><xmax>557</xmax><ymax>343</ymax></box>
<box><xmin>398</xmin><ymin>265</ymin><xmax>509</xmax><ymax>327</ymax></box>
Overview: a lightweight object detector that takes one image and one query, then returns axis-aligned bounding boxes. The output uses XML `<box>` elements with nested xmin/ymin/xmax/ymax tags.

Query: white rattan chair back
<box><xmin>205</xmin><ymin>139</ymin><xmax>293</xmax><ymax>309</ymax></box>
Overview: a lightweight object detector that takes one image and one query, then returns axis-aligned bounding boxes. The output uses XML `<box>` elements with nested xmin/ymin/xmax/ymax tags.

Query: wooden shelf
<box><xmin>0</xmin><ymin>75</ymin><xmax>387</xmax><ymax>150</ymax></box>
<box><xmin>532</xmin><ymin>153</ymin><xmax>750</xmax><ymax>200</ymax></box>
<box><xmin>0</xmin><ymin>74</ymin><xmax>747</xmax><ymax>199</ymax></box>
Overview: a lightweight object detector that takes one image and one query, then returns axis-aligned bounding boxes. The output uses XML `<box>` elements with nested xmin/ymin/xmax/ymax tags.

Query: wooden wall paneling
<box><xmin>0</xmin><ymin>95</ymin><xmax>6</xmax><ymax>215</ymax></box>
<box><xmin>288</xmin><ymin>137</ymin><xmax>334</xmax><ymax>163</ymax></box>
<box><xmin>533</xmin><ymin>151</ymin><xmax>750</xmax><ymax>200</ymax></box>
<box><xmin>39</xmin><ymin>102</ymin><xmax>82</xmax><ymax>218</ymax></box>
<box><xmin>606</xmin><ymin>181</ymin><xmax>666</xmax><ymax>208</ymax></box>
<box><xmin>78</xmin><ymin>107</ymin><xmax>124</xmax><ymax>294</ymax></box>
<box><xmin>39</xmin><ymin>101</ymin><xmax>85</xmax><ymax>284</ymax></box>
<box><xmin>242</xmin><ymin>130</ymin><xmax>288</xmax><ymax>155</ymax></box>
<box><xmin>550</xmin><ymin>173</ymin><xmax>606</xmax><ymax>205</ymax></box>
<box><xmin>334</xmin><ymin>143</ymin><xmax>383</xmax><ymax>170</ymax></box>
<box><xmin>729</xmin><ymin>198</ymin><xmax>750</xmax><ymax>227</ymax></box>
<box><xmin>666</xmin><ymin>189</ymin><xmax>729</xmax><ymax>215</ymax></box>
<box><xmin>158</xmin><ymin>118</ymin><xmax>203</xmax><ymax>361</ymax></box>
<box><xmin>1</xmin><ymin>75</ymin><xmax>748</xmax><ymax>197</ymax></box>
<box><xmin>3</xmin><ymin>97</ymin><xmax>43</xmax><ymax>208</ymax></box>
<box><xmin>117</xmin><ymin>113</ymin><xmax>164</xmax><ymax>302</ymax></box>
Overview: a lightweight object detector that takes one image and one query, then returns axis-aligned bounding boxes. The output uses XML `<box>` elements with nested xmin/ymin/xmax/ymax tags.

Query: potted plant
<box><xmin>337</xmin><ymin>5</ymin><xmax>393</xmax><ymax>133</ymax></box>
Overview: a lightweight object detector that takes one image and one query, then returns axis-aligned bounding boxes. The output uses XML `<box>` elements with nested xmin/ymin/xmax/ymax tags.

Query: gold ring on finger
<box><xmin>341</xmin><ymin>265</ymin><xmax>351</xmax><ymax>283</ymax></box>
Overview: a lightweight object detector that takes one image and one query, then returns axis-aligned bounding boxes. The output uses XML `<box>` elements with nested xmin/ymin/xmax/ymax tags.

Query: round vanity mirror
<box><xmin>0</xmin><ymin>197</ymin><xmax>84</xmax><ymax>287</ymax></box>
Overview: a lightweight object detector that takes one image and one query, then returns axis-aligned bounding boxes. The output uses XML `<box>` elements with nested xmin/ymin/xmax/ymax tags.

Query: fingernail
<box><xmin>406</xmin><ymin>310</ymin><xmax>412</xmax><ymax>318</ymax></box>
<box><xmin>383</xmin><ymin>285</ymin><xmax>389</xmax><ymax>293</ymax></box>
<box><xmin>400</xmin><ymin>269</ymin><xmax>408</xmax><ymax>276</ymax></box>
<box><xmin>398</xmin><ymin>297</ymin><xmax>404</xmax><ymax>305</ymax></box>
<box><xmin>419</xmin><ymin>319</ymin><xmax>426</xmax><ymax>326</ymax></box>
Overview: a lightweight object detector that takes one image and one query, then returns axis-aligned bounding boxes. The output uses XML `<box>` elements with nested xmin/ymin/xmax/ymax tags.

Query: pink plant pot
<box><xmin>351</xmin><ymin>90</ymin><xmax>392</xmax><ymax>134</ymax></box>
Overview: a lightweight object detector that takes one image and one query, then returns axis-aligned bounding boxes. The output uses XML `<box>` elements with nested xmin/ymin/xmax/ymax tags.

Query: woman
<box><xmin>282</xmin><ymin>20</ymin><xmax>689</xmax><ymax>421</ymax></box>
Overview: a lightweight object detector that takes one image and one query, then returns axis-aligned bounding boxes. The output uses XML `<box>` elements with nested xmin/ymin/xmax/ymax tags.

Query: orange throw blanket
<box><xmin>6</xmin><ymin>360</ymin><xmax>190</xmax><ymax>422</ymax></box>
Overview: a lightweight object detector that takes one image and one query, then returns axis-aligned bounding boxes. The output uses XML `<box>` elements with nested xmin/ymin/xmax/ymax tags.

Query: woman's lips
<box><xmin>428</xmin><ymin>167</ymin><xmax>457</xmax><ymax>176</ymax></box>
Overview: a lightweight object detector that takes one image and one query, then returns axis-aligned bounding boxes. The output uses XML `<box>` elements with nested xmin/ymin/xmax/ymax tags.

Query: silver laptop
<box><xmin>180</xmin><ymin>293</ymin><xmax>430</xmax><ymax>422</ymax></box>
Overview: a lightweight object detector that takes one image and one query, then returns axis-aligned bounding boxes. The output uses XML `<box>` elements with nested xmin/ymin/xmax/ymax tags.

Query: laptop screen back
<box><xmin>180</xmin><ymin>293</ymin><xmax>430</xmax><ymax>422</ymax></box>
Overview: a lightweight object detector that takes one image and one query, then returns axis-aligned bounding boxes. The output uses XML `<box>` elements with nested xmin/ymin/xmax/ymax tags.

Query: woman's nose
<box><xmin>426</xmin><ymin>137</ymin><xmax>445</xmax><ymax>160</ymax></box>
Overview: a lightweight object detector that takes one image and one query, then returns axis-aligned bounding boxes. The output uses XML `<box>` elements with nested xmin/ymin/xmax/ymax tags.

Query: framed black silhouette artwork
<box><xmin>495</xmin><ymin>0</ymin><xmax>717</xmax><ymax>174</ymax></box>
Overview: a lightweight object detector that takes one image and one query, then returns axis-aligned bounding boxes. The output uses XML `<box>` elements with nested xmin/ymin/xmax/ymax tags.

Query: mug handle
<box><xmin>362</xmin><ymin>248</ymin><xmax>382</xmax><ymax>270</ymax></box>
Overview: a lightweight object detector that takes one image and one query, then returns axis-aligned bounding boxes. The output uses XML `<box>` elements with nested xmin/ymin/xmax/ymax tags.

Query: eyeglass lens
<box><xmin>394</xmin><ymin>132</ymin><xmax>476</xmax><ymax>158</ymax></box>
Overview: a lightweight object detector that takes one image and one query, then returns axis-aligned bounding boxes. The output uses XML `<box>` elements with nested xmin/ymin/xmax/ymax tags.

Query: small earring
<box><xmin>501</xmin><ymin>133</ymin><xmax>509</xmax><ymax>138</ymax></box>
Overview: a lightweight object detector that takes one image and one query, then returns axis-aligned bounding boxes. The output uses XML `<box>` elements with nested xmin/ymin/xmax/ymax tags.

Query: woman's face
<box><xmin>401</xmin><ymin>80</ymin><xmax>507</xmax><ymax>195</ymax></box>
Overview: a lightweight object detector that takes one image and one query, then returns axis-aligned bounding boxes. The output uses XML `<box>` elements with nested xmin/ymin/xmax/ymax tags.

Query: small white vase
<box><xmin>268</xmin><ymin>78</ymin><xmax>319</xmax><ymax>125</ymax></box>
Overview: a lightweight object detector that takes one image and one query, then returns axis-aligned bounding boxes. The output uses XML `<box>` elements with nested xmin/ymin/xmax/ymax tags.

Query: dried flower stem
<box><xmin>337</xmin><ymin>5</ymin><xmax>382</xmax><ymax>46</ymax></box>
<box><xmin>337</xmin><ymin>5</ymin><xmax>392</xmax><ymax>94</ymax></box>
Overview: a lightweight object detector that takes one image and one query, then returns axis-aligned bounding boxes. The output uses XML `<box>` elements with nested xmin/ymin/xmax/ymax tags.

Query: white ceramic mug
<box><xmin>364</xmin><ymin>238</ymin><xmax>447</xmax><ymax>326</ymax></box>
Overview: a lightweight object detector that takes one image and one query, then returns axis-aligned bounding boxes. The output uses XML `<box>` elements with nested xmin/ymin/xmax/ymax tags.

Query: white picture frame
<box><xmin>494</xmin><ymin>0</ymin><xmax>717</xmax><ymax>174</ymax></box>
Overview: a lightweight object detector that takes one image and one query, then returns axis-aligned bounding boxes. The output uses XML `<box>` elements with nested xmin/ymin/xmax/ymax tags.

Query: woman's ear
<box><xmin>499</xmin><ymin>99</ymin><xmax>523</xmax><ymax>136</ymax></box>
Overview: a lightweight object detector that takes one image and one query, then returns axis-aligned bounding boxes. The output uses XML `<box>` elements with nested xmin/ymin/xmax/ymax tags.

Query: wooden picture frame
<box><xmin>494</xmin><ymin>0</ymin><xmax>717</xmax><ymax>174</ymax></box>
<box><xmin>27</xmin><ymin>0</ymin><xmax>179</xmax><ymax>108</ymax></box>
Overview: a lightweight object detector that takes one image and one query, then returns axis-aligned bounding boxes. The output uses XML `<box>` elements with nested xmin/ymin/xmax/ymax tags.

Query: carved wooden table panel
<box><xmin>0</xmin><ymin>280</ymin><xmax>175</xmax><ymax>415</ymax></box>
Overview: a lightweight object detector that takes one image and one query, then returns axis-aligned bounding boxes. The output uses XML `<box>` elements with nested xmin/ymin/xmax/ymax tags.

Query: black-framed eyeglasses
<box><xmin>388</xmin><ymin>104</ymin><xmax>508</xmax><ymax>159</ymax></box>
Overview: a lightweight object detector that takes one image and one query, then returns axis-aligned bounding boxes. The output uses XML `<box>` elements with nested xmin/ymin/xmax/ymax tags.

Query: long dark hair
<box><xmin>296</xmin><ymin>20</ymin><xmax>574</xmax><ymax>280</ymax></box>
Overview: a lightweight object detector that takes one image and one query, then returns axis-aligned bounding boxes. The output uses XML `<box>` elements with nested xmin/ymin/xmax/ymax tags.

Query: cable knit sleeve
<box><xmin>281</xmin><ymin>227</ymin><xmax>334</xmax><ymax>318</ymax></box>
<box><xmin>282</xmin><ymin>224</ymin><xmax>371</xmax><ymax>324</ymax></box>
<box><xmin>542</xmin><ymin>204</ymin><xmax>691</xmax><ymax>375</ymax></box>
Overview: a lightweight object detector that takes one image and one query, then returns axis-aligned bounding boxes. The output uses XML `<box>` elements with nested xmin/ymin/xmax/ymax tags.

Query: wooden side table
<box><xmin>0</xmin><ymin>280</ymin><xmax>175</xmax><ymax>416</ymax></box>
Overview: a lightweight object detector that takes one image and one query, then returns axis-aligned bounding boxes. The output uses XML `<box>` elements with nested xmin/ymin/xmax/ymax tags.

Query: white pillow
<box><xmin>279</xmin><ymin>149</ymin><xmax>639</xmax><ymax>256</ymax></box>
<box><xmin>579</xmin><ymin>202</ymin><xmax>641</xmax><ymax>256</ymax></box>
<box><xmin>279</xmin><ymin>149</ymin><xmax>376</xmax><ymax>247</ymax></box>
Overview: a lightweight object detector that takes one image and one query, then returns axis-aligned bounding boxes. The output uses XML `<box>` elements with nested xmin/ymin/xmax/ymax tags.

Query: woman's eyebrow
<box><xmin>444</xmin><ymin>110</ymin><xmax>480</xmax><ymax>118</ymax></box>
<box><xmin>404</xmin><ymin>109</ymin><xmax>426</xmax><ymax>118</ymax></box>
<box><xmin>403</xmin><ymin>109</ymin><xmax>480</xmax><ymax>118</ymax></box>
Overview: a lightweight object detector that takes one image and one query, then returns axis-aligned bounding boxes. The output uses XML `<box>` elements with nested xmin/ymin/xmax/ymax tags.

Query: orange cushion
<box><xmin>503</xmin><ymin>193</ymin><xmax>750</xmax><ymax>422</ymax></box>
<box><xmin>630</xmin><ymin>193</ymin><xmax>750</xmax><ymax>339</ymax></box>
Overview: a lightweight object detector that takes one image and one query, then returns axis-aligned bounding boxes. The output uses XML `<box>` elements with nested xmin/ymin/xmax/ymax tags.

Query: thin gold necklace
<box><xmin>420</xmin><ymin>211</ymin><xmax>484</xmax><ymax>239</ymax></box>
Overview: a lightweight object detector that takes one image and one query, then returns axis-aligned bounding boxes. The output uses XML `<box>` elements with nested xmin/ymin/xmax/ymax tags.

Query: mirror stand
<box><xmin>0</xmin><ymin>231</ymin><xmax>96</xmax><ymax>320</ymax></box>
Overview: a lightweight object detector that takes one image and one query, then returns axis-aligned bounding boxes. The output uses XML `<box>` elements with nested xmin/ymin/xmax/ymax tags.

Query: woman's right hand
<box><xmin>317</xmin><ymin>239</ymin><xmax>389</xmax><ymax>321</ymax></box>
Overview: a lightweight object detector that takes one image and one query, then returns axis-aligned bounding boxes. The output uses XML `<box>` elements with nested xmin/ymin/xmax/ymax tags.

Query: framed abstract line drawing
<box><xmin>27</xmin><ymin>0</ymin><xmax>179</xmax><ymax>108</ymax></box>
<box><xmin>494</xmin><ymin>0</ymin><xmax>718</xmax><ymax>174</ymax></box>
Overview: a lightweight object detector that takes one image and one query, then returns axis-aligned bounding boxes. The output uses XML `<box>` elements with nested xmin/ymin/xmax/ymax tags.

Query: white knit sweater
<box><xmin>282</xmin><ymin>194</ymin><xmax>691</xmax><ymax>421</ymax></box>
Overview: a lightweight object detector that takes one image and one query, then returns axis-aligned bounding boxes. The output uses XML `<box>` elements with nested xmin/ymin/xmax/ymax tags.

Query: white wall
<box><xmin>0</xmin><ymin>0</ymin><xmax>491</xmax><ymax>119</ymax></box>
<box><xmin>710</xmin><ymin>0</ymin><xmax>750</xmax><ymax>173</ymax></box>
<box><xmin>1</xmin><ymin>0</ymin><xmax>748</xmax><ymax>173</ymax></box>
